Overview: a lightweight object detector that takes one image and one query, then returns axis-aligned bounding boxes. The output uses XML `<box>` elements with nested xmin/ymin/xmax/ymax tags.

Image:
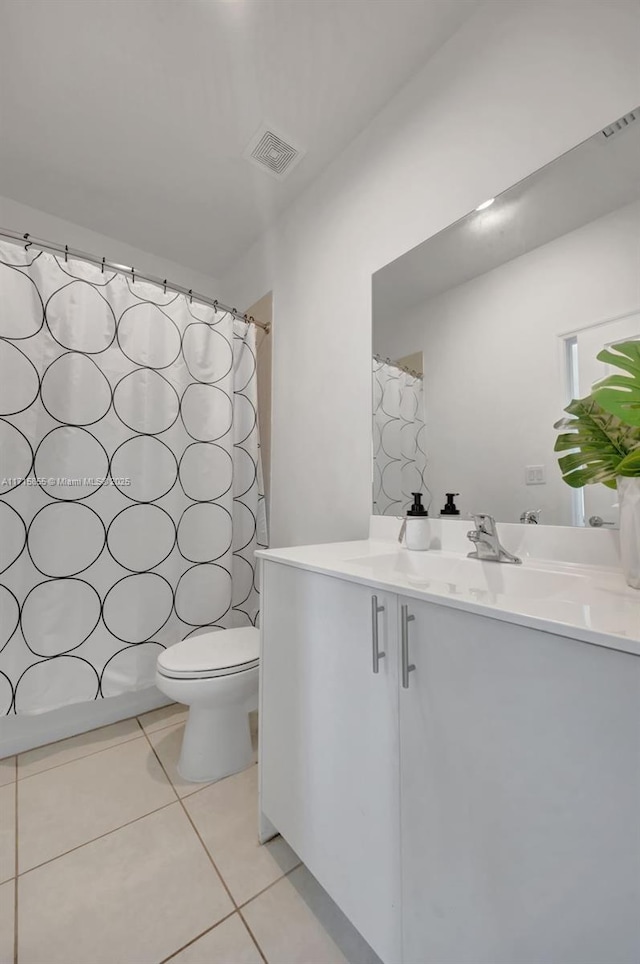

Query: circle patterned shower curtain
<box><xmin>0</xmin><ymin>239</ymin><xmax>267</xmax><ymax>715</ymax></box>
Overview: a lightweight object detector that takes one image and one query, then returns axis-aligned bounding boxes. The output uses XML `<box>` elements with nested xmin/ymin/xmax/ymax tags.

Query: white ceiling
<box><xmin>373</xmin><ymin>116</ymin><xmax>640</xmax><ymax>326</ymax></box>
<box><xmin>0</xmin><ymin>0</ymin><xmax>478</xmax><ymax>275</ymax></box>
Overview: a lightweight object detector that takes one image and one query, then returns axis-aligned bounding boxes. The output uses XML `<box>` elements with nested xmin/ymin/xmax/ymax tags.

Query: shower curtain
<box><xmin>372</xmin><ymin>358</ymin><xmax>427</xmax><ymax>515</ymax></box>
<box><xmin>0</xmin><ymin>239</ymin><xmax>267</xmax><ymax>715</ymax></box>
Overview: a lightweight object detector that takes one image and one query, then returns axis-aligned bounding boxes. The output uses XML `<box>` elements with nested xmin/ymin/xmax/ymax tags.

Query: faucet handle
<box><xmin>520</xmin><ymin>509</ymin><xmax>542</xmax><ymax>524</ymax></box>
<box><xmin>471</xmin><ymin>513</ymin><xmax>496</xmax><ymax>534</ymax></box>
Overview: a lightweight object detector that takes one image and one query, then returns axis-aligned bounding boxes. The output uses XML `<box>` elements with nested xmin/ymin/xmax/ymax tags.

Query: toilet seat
<box><xmin>157</xmin><ymin>627</ymin><xmax>259</xmax><ymax>680</ymax></box>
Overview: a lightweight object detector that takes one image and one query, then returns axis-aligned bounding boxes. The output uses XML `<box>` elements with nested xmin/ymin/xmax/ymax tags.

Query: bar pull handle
<box><xmin>588</xmin><ymin>515</ymin><xmax>615</xmax><ymax>528</ymax></box>
<box><xmin>371</xmin><ymin>595</ymin><xmax>386</xmax><ymax>673</ymax></box>
<box><xmin>401</xmin><ymin>604</ymin><xmax>415</xmax><ymax>689</ymax></box>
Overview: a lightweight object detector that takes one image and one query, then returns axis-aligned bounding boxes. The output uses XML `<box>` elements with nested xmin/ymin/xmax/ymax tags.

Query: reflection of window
<box><xmin>565</xmin><ymin>336</ymin><xmax>579</xmax><ymax>401</ymax></box>
<box><xmin>564</xmin><ymin>335</ymin><xmax>585</xmax><ymax>527</ymax></box>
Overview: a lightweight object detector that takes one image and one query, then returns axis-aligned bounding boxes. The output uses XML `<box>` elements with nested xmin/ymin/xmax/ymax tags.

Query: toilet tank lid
<box><xmin>157</xmin><ymin>627</ymin><xmax>259</xmax><ymax>676</ymax></box>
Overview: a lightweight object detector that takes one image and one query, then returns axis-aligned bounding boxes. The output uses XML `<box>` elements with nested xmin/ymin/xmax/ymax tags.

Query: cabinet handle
<box><xmin>401</xmin><ymin>604</ymin><xmax>416</xmax><ymax>689</ymax></box>
<box><xmin>371</xmin><ymin>595</ymin><xmax>386</xmax><ymax>673</ymax></box>
<box><xmin>588</xmin><ymin>515</ymin><xmax>615</xmax><ymax>528</ymax></box>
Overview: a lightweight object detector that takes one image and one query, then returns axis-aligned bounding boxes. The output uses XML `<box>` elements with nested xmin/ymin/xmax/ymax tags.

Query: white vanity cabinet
<box><xmin>399</xmin><ymin>597</ymin><xmax>640</xmax><ymax>964</ymax></box>
<box><xmin>260</xmin><ymin>561</ymin><xmax>402</xmax><ymax>964</ymax></box>
<box><xmin>260</xmin><ymin>558</ymin><xmax>640</xmax><ymax>964</ymax></box>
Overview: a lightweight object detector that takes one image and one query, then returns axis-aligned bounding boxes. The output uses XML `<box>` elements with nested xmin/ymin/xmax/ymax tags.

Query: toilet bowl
<box><xmin>155</xmin><ymin>627</ymin><xmax>259</xmax><ymax>784</ymax></box>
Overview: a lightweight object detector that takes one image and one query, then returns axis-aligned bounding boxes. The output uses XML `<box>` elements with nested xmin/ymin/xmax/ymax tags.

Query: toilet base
<box><xmin>177</xmin><ymin>703</ymin><xmax>253</xmax><ymax>784</ymax></box>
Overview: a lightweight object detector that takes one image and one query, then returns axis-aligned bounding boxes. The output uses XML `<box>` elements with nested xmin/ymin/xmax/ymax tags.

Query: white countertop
<box><xmin>257</xmin><ymin>538</ymin><xmax>640</xmax><ymax>658</ymax></box>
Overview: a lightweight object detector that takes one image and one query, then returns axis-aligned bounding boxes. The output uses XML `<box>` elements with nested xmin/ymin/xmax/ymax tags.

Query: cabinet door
<box><xmin>260</xmin><ymin>562</ymin><xmax>401</xmax><ymax>964</ymax></box>
<box><xmin>399</xmin><ymin>597</ymin><xmax>640</xmax><ymax>964</ymax></box>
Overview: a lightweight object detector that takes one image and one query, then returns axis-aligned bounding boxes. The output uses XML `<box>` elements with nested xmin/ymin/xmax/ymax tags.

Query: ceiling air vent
<box><xmin>601</xmin><ymin>109</ymin><xmax>638</xmax><ymax>140</ymax></box>
<box><xmin>243</xmin><ymin>125</ymin><xmax>305</xmax><ymax>180</ymax></box>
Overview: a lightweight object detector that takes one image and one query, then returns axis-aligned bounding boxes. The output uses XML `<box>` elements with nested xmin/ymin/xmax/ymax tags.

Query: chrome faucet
<box><xmin>520</xmin><ymin>509</ymin><xmax>541</xmax><ymax>524</ymax></box>
<box><xmin>467</xmin><ymin>514</ymin><xmax>522</xmax><ymax>564</ymax></box>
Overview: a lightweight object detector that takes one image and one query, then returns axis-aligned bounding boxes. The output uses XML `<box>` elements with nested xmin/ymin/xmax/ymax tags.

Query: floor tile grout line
<box><xmin>233</xmin><ymin>850</ymin><xmax>305</xmax><ymax>964</ymax></box>
<box><xmin>171</xmin><ymin>758</ymin><xmax>257</xmax><ymax>805</ymax></box>
<box><xmin>12</xmin><ymin>877</ymin><xmax>17</xmax><ymax>964</ymax></box>
<box><xmin>139</xmin><ymin>727</ymin><xmax>241</xmax><ymax>914</ymax></box>
<box><xmin>138</xmin><ymin>718</ymin><xmax>189</xmax><ymax>737</ymax></box>
<box><xmin>135</xmin><ymin>716</ymin><xmax>211</xmax><ymax>802</ymax></box>
<box><xmin>10</xmin><ymin>799</ymin><xmax>295</xmax><ymax>964</ymax></box>
<box><xmin>140</xmin><ymin>724</ymin><xmax>301</xmax><ymax>964</ymax></box>
<box><xmin>236</xmin><ymin>859</ymin><xmax>304</xmax><ymax>912</ymax></box>
<box><xmin>0</xmin><ymin>703</ymin><xmax>184</xmax><ymax>770</ymax></box>
<box><xmin>157</xmin><ymin>908</ymin><xmax>238</xmax><ymax>964</ymax></box>
<box><xmin>141</xmin><ymin>718</ymin><xmax>295</xmax><ymax>964</ymax></box>
<box><xmin>13</xmin><ymin>755</ymin><xmax>18</xmax><ymax>964</ymax></box>
<box><xmin>16</xmin><ymin>797</ymin><xmax>178</xmax><ymax>879</ymax></box>
<box><xmin>237</xmin><ymin>908</ymin><xmax>269</xmax><ymax>964</ymax></box>
<box><xmin>14</xmin><ymin>717</ymin><xmax>191</xmax><ymax>881</ymax></box>
<box><xmin>14</xmin><ymin>730</ymin><xmax>145</xmax><ymax>784</ymax></box>
<box><xmin>11</xmin><ymin>709</ymin><xmax>284</xmax><ymax>964</ymax></box>
<box><xmin>4</xmin><ymin>709</ymin><xmax>146</xmax><ymax>763</ymax></box>
<box><xmin>135</xmin><ymin>714</ymin><xmax>220</xmax><ymax>803</ymax></box>
<box><xmin>13</xmin><ymin>709</ymin><xmax>187</xmax><ymax>786</ymax></box>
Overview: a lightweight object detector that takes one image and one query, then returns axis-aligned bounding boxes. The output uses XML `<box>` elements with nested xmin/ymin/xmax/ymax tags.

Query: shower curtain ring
<box><xmin>163</xmin><ymin>279</ymin><xmax>167</xmax><ymax>294</ymax></box>
<box><xmin>188</xmin><ymin>289</ymin><xmax>193</xmax><ymax>304</ymax></box>
<box><xmin>101</xmin><ymin>257</ymin><xmax>105</xmax><ymax>273</ymax></box>
<box><xmin>23</xmin><ymin>233</ymin><xmax>31</xmax><ymax>252</ymax></box>
<box><xmin>64</xmin><ymin>244</ymin><xmax>68</xmax><ymax>263</ymax></box>
<box><xmin>131</xmin><ymin>267</ymin><xmax>135</xmax><ymax>283</ymax></box>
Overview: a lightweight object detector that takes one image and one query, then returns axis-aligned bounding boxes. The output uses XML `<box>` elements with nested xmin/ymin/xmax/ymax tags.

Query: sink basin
<box><xmin>347</xmin><ymin>552</ymin><xmax>461</xmax><ymax>582</ymax></box>
<box><xmin>456</xmin><ymin>560</ymin><xmax>585</xmax><ymax>601</ymax></box>
<box><xmin>347</xmin><ymin>551</ymin><xmax>586</xmax><ymax>601</ymax></box>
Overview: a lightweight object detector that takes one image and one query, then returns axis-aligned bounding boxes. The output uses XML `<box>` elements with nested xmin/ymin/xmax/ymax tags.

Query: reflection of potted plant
<box><xmin>554</xmin><ymin>340</ymin><xmax>640</xmax><ymax>589</ymax></box>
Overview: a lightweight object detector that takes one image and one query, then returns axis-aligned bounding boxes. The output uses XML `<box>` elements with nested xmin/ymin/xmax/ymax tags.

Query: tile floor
<box><xmin>0</xmin><ymin>705</ymin><xmax>381</xmax><ymax>964</ymax></box>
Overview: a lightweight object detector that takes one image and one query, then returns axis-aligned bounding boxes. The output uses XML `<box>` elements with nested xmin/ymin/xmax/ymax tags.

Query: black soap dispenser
<box><xmin>407</xmin><ymin>492</ymin><xmax>428</xmax><ymax>517</ymax></box>
<box><xmin>440</xmin><ymin>493</ymin><xmax>460</xmax><ymax>516</ymax></box>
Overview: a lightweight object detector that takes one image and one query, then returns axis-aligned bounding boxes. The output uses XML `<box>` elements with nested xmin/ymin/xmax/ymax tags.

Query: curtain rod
<box><xmin>0</xmin><ymin>227</ymin><xmax>271</xmax><ymax>333</ymax></box>
<box><xmin>373</xmin><ymin>353</ymin><xmax>423</xmax><ymax>379</ymax></box>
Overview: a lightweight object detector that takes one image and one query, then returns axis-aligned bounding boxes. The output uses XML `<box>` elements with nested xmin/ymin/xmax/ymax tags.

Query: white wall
<box><xmin>0</xmin><ymin>194</ymin><xmax>220</xmax><ymax>296</ymax></box>
<box><xmin>374</xmin><ymin>201</ymin><xmax>640</xmax><ymax>525</ymax></box>
<box><xmin>220</xmin><ymin>0</ymin><xmax>640</xmax><ymax>548</ymax></box>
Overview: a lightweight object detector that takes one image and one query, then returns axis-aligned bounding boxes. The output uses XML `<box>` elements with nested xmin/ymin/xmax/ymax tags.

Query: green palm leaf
<box><xmin>553</xmin><ymin>396</ymin><xmax>640</xmax><ymax>488</ymax></box>
<box><xmin>617</xmin><ymin>448</ymin><xmax>640</xmax><ymax>476</ymax></box>
<box><xmin>592</xmin><ymin>339</ymin><xmax>640</xmax><ymax>427</ymax></box>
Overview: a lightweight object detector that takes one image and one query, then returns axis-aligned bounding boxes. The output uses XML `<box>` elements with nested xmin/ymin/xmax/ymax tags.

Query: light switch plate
<box><xmin>525</xmin><ymin>465</ymin><xmax>546</xmax><ymax>485</ymax></box>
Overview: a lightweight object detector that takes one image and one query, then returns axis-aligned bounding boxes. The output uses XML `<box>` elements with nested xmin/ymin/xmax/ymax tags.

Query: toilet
<box><xmin>155</xmin><ymin>627</ymin><xmax>259</xmax><ymax>784</ymax></box>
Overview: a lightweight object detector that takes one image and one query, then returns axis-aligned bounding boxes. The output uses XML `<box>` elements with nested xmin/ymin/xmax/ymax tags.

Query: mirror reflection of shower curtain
<box><xmin>372</xmin><ymin>358</ymin><xmax>427</xmax><ymax>515</ymax></box>
<box><xmin>0</xmin><ymin>238</ymin><xmax>267</xmax><ymax>716</ymax></box>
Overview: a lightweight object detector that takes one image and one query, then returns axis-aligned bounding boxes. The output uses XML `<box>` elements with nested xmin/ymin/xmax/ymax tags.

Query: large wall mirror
<box><xmin>372</xmin><ymin>111</ymin><xmax>640</xmax><ymax>527</ymax></box>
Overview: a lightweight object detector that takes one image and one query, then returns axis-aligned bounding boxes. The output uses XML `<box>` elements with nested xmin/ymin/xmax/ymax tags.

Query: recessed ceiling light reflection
<box><xmin>475</xmin><ymin>198</ymin><xmax>495</xmax><ymax>212</ymax></box>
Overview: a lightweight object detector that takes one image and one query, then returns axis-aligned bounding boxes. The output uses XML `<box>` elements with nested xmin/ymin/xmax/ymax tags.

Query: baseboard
<box><xmin>1</xmin><ymin>687</ymin><xmax>171</xmax><ymax>758</ymax></box>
